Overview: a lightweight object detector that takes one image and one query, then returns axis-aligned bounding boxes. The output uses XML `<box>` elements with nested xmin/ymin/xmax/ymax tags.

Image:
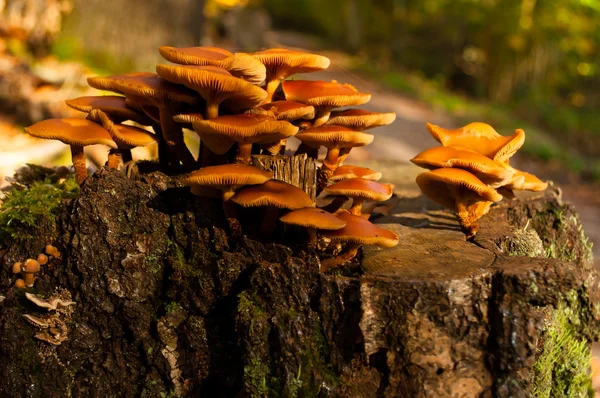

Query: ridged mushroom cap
<box><xmin>283</xmin><ymin>80</ymin><xmax>371</xmax><ymax>108</ymax></box>
<box><xmin>330</xmin><ymin>165</ymin><xmax>382</xmax><ymax>181</ymax></box>
<box><xmin>326</xmin><ymin>109</ymin><xmax>396</xmax><ymax>131</ymax></box>
<box><xmin>279</xmin><ymin>208</ymin><xmax>346</xmax><ymax>230</ymax></box>
<box><xmin>295</xmin><ymin>125</ymin><xmax>373</xmax><ymax>149</ymax></box>
<box><xmin>65</xmin><ymin>96</ymin><xmax>154</xmax><ymax>126</ymax></box>
<box><xmin>182</xmin><ymin>164</ymin><xmax>272</xmax><ymax>196</ymax></box>
<box><xmin>173</xmin><ymin>112</ymin><xmax>204</xmax><ymax>124</ymax></box>
<box><xmin>25</xmin><ymin>118</ymin><xmax>117</xmax><ymax>149</ymax></box>
<box><xmin>416</xmin><ymin>168</ymin><xmax>503</xmax><ymax>209</ymax></box>
<box><xmin>192</xmin><ymin>114</ymin><xmax>298</xmax><ymax>154</ymax></box>
<box><xmin>252</xmin><ymin>48</ymin><xmax>330</xmax><ymax>80</ymax></box>
<box><xmin>426</xmin><ymin>122</ymin><xmax>525</xmax><ymax>162</ymax></box>
<box><xmin>156</xmin><ymin>64</ymin><xmax>267</xmax><ymax>111</ymax></box>
<box><xmin>410</xmin><ymin>146</ymin><xmax>514</xmax><ymax>188</ymax></box>
<box><xmin>323</xmin><ymin>178</ymin><xmax>394</xmax><ymax>202</ymax></box>
<box><xmin>322</xmin><ymin>210</ymin><xmax>399</xmax><ymax>247</ymax></box>
<box><xmin>87</xmin><ymin>72</ymin><xmax>157</xmax><ymax>94</ymax></box>
<box><xmin>159</xmin><ymin>46</ymin><xmax>266</xmax><ymax>84</ymax></box>
<box><xmin>504</xmin><ymin>169</ymin><xmax>548</xmax><ymax>191</ymax></box>
<box><xmin>253</xmin><ymin>100</ymin><xmax>315</xmax><ymax>121</ymax></box>
<box><xmin>110</xmin><ymin>124</ymin><xmax>158</xmax><ymax>149</ymax></box>
<box><xmin>231</xmin><ymin>179</ymin><xmax>315</xmax><ymax>209</ymax></box>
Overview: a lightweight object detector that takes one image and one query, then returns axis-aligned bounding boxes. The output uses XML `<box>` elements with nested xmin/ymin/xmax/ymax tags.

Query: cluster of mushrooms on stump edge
<box><xmin>24</xmin><ymin>45</ymin><xmax>547</xmax><ymax>276</ymax></box>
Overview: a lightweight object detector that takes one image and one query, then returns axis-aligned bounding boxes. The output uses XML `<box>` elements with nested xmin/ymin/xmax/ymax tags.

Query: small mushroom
<box><xmin>14</xmin><ymin>279</ymin><xmax>26</xmax><ymax>289</ymax></box>
<box><xmin>321</xmin><ymin>210</ymin><xmax>399</xmax><ymax>271</ymax></box>
<box><xmin>279</xmin><ymin>208</ymin><xmax>346</xmax><ymax>249</ymax></box>
<box><xmin>322</xmin><ymin>178</ymin><xmax>394</xmax><ymax>217</ymax></box>
<box><xmin>416</xmin><ymin>168</ymin><xmax>503</xmax><ymax>239</ymax></box>
<box><xmin>329</xmin><ymin>165</ymin><xmax>382</xmax><ymax>182</ymax></box>
<box><xmin>22</xmin><ymin>259</ymin><xmax>40</xmax><ymax>287</ymax></box>
<box><xmin>45</xmin><ymin>245</ymin><xmax>60</xmax><ymax>259</ymax></box>
<box><xmin>37</xmin><ymin>254</ymin><xmax>48</xmax><ymax>265</ymax></box>
<box><xmin>65</xmin><ymin>95</ymin><xmax>154</xmax><ymax>126</ymax></box>
<box><xmin>325</xmin><ymin>108</ymin><xmax>396</xmax><ymax>131</ymax></box>
<box><xmin>12</xmin><ymin>262</ymin><xmax>21</xmax><ymax>274</ymax></box>
<box><xmin>25</xmin><ymin>292</ymin><xmax>76</xmax><ymax>310</ymax></box>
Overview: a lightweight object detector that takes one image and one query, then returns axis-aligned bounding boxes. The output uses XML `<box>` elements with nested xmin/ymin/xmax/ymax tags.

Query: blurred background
<box><xmin>0</xmin><ymin>0</ymin><xmax>599</xmax><ymax>267</ymax></box>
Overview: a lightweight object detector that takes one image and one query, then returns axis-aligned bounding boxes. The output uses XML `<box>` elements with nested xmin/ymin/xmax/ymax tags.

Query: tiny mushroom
<box><xmin>21</xmin><ymin>258</ymin><xmax>41</xmax><ymax>287</ymax></box>
<box><xmin>410</xmin><ymin>146</ymin><xmax>515</xmax><ymax>188</ymax></box>
<box><xmin>426</xmin><ymin>122</ymin><xmax>525</xmax><ymax>163</ymax></box>
<box><xmin>282</xmin><ymin>80</ymin><xmax>371</xmax><ymax>126</ymax></box>
<box><xmin>416</xmin><ymin>168</ymin><xmax>503</xmax><ymax>239</ymax></box>
<box><xmin>12</xmin><ymin>262</ymin><xmax>21</xmax><ymax>275</ymax></box>
<box><xmin>322</xmin><ymin>178</ymin><xmax>394</xmax><ymax>217</ymax></box>
<box><xmin>251</xmin><ymin>48</ymin><xmax>331</xmax><ymax>102</ymax></box>
<box><xmin>230</xmin><ymin>179</ymin><xmax>315</xmax><ymax>235</ymax></box>
<box><xmin>14</xmin><ymin>279</ymin><xmax>26</xmax><ymax>289</ymax></box>
<box><xmin>37</xmin><ymin>254</ymin><xmax>48</xmax><ymax>265</ymax></box>
<box><xmin>321</xmin><ymin>210</ymin><xmax>399</xmax><ymax>271</ymax></box>
<box><xmin>25</xmin><ymin>118</ymin><xmax>118</xmax><ymax>184</ymax></box>
<box><xmin>279</xmin><ymin>207</ymin><xmax>346</xmax><ymax>249</ymax></box>
<box><xmin>45</xmin><ymin>244</ymin><xmax>60</xmax><ymax>259</ymax></box>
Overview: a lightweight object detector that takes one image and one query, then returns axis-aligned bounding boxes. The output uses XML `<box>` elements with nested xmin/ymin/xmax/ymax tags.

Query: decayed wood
<box><xmin>251</xmin><ymin>154</ymin><xmax>317</xmax><ymax>200</ymax></box>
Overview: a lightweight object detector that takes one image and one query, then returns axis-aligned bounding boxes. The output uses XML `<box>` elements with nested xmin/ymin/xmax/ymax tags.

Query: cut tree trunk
<box><xmin>0</xmin><ymin>169</ymin><xmax>597</xmax><ymax>397</ymax></box>
<box><xmin>251</xmin><ymin>154</ymin><xmax>317</xmax><ymax>200</ymax></box>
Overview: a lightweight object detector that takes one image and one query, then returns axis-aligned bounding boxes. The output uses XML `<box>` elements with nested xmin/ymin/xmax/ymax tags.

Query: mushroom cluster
<box><xmin>412</xmin><ymin>122</ymin><xmax>548</xmax><ymax>239</ymax></box>
<box><xmin>23</xmin><ymin>45</ymin><xmax>399</xmax><ymax>271</ymax></box>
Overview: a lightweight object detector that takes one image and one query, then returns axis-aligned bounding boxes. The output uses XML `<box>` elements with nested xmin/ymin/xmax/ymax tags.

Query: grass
<box><xmin>355</xmin><ymin>62</ymin><xmax>600</xmax><ymax>180</ymax></box>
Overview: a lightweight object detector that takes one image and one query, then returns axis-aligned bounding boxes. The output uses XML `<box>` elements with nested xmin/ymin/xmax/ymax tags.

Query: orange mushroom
<box><xmin>279</xmin><ymin>208</ymin><xmax>346</xmax><ymax>248</ymax></box>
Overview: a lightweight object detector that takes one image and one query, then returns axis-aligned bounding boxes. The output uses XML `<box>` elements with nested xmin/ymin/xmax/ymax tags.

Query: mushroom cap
<box><xmin>416</xmin><ymin>168</ymin><xmax>503</xmax><ymax>209</ymax></box>
<box><xmin>410</xmin><ymin>146</ymin><xmax>514</xmax><ymax>187</ymax></box>
<box><xmin>25</xmin><ymin>118</ymin><xmax>118</xmax><ymax>149</ymax></box>
<box><xmin>182</xmin><ymin>164</ymin><xmax>272</xmax><ymax>191</ymax></box>
<box><xmin>326</xmin><ymin>108</ymin><xmax>397</xmax><ymax>131</ymax></box>
<box><xmin>192</xmin><ymin>114</ymin><xmax>299</xmax><ymax>154</ymax></box>
<box><xmin>283</xmin><ymin>80</ymin><xmax>371</xmax><ymax>108</ymax></box>
<box><xmin>323</xmin><ymin>178</ymin><xmax>394</xmax><ymax>202</ymax></box>
<box><xmin>156</xmin><ymin>64</ymin><xmax>267</xmax><ymax>111</ymax></box>
<box><xmin>279</xmin><ymin>208</ymin><xmax>346</xmax><ymax>230</ymax></box>
<box><xmin>12</xmin><ymin>262</ymin><xmax>21</xmax><ymax>274</ymax></box>
<box><xmin>87</xmin><ymin>72</ymin><xmax>157</xmax><ymax>94</ymax></box>
<box><xmin>231</xmin><ymin>179</ymin><xmax>315</xmax><ymax>209</ymax></box>
<box><xmin>505</xmin><ymin>169</ymin><xmax>548</xmax><ymax>191</ymax></box>
<box><xmin>295</xmin><ymin>125</ymin><xmax>374</xmax><ymax>149</ymax></box>
<box><xmin>65</xmin><ymin>96</ymin><xmax>153</xmax><ymax>125</ymax></box>
<box><xmin>103</xmin><ymin>73</ymin><xmax>200</xmax><ymax>108</ymax></box>
<box><xmin>37</xmin><ymin>254</ymin><xmax>48</xmax><ymax>265</ymax></box>
<box><xmin>159</xmin><ymin>46</ymin><xmax>266</xmax><ymax>84</ymax></box>
<box><xmin>254</xmin><ymin>100</ymin><xmax>315</xmax><ymax>121</ymax></box>
<box><xmin>110</xmin><ymin>124</ymin><xmax>158</xmax><ymax>149</ymax></box>
<box><xmin>252</xmin><ymin>48</ymin><xmax>330</xmax><ymax>80</ymax></box>
<box><xmin>322</xmin><ymin>210</ymin><xmax>399</xmax><ymax>247</ymax></box>
<box><xmin>23</xmin><ymin>259</ymin><xmax>41</xmax><ymax>273</ymax></box>
<box><xmin>173</xmin><ymin>112</ymin><xmax>204</xmax><ymax>124</ymax></box>
<box><xmin>330</xmin><ymin>165</ymin><xmax>382</xmax><ymax>181</ymax></box>
<box><xmin>426</xmin><ymin>122</ymin><xmax>525</xmax><ymax>162</ymax></box>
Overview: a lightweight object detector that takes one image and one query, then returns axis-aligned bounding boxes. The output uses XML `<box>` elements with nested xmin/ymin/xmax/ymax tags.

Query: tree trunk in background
<box><xmin>61</xmin><ymin>0</ymin><xmax>205</xmax><ymax>71</ymax></box>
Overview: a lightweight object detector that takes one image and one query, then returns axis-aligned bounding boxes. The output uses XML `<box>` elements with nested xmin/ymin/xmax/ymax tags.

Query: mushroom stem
<box><xmin>455</xmin><ymin>200</ymin><xmax>492</xmax><ymax>240</ymax></box>
<box><xmin>206</xmin><ymin>102</ymin><xmax>220</xmax><ymax>119</ymax></box>
<box><xmin>306</xmin><ymin>228</ymin><xmax>317</xmax><ymax>249</ymax></box>
<box><xmin>261</xmin><ymin>206</ymin><xmax>279</xmax><ymax>237</ymax></box>
<box><xmin>265</xmin><ymin>139</ymin><xmax>285</xmax><ymax>155</ymax></box>
<box><xmin>321</xmin><ymin>196</ymin><xmax>348</xmax><ymax>213</ymax></box>
<box><xmin>223</xmin><ymin>195</ymin><xmax>242</xmax><ymax>235</ymax></box>
<box><xmin>23</xmin><ymin>272</ymin><xmax>35</xmax><ymax>287</ymax></box>
<box><xmin>236</xmin><ymin>142</ymin><xmax>253</xmax><ymax>164</ymax></box>
<box><xmin>264</xmin><ymin>78</ymin><xmax>281</xmax><ymax>103</ymax></box>
<box><xmin>159</xmin><ymin>107</ymin><xmax>195</xmax><ymax>169</ymax></box>
<box><xmin>349</xmin><ymin>198</ymin><xmax>365</xmax><ymax>216</ymax></box>
<box><xmin>70</xmin><ymin>145</ymin><xmax>87</xmax><ymax>184</ymax></box>
<box><xmin>323</xmin><ymin>147</ymin><xmax>340</xmax><ymax>171</ymax></box>
<box><xmin>321</xmin><ymin>242</ymin><xmax>361</xmax><ymax>272</ymax></box>
<box><xmin>107</xmin><ymin>149</ymin><xmax>121</xmax><ymax>170</ymax></box>
<box><xmin>312</xmin><ymin>108</ymin><xmax>332</xmax><ymax>127</ymax></box>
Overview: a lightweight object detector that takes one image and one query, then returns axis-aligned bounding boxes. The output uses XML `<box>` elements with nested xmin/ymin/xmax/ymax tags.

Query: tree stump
<box><xmin>0</xmin><ymin>168</ymin><xmax>596</xmax><ymax>397</ymax></box>
<box><xmin>251</xmin><ymin>154</ymin><xmax>317</xmax><ymax>200</ymax></box>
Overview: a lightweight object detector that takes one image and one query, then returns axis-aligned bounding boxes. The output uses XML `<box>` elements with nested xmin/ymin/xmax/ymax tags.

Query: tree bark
<box><xmin>251</xmin><ymin>154</ymin><xmax>317</xmax><ymax>200</ymax></box>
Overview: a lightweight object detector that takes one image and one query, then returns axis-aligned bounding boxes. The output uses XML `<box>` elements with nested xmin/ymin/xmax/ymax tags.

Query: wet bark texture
<box><xmin>0</xmin><ymin>171</ymin><xmax>597</xmax><ymax>397</ymax></box>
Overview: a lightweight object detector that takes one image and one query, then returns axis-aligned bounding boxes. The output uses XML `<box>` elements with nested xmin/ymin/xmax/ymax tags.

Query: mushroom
<box><xmin>45</xmin><ymin>245</ymin><xmax>60</xmax><ymax>259</ymax></box>
<box><xmin>322</xmin><ymin>178</ymin><xmax>394</xmax><ymax>217</ymax></box>
<box><xmin>415</xmin><ymin>168</ymin><xmax>503</xmax><ymax>239</ymax></box>
<box><xmin>21</xmin><ymin>258</ymin><xmax>41</xmax><ymax>287</ymax></box>
<box><xmin>251</xmin><ymin>48</ymin><xmax>331</xmax><ymax>103</ymax></box>
<box><xmin>14</xmin><ymin>279</ymin><xmax>26</xmax><ymax>289</ymax></box>
<box><xmin>325</xmin><ymin>109</ymin><xmax>396</xmax><ymax>131</ymax></box>
<box><xmin>329</xmin><ymin>165</ymin><xmax>382</xmax><ymax>182</ymax></box>
<box><xmin>181</xmin><ymin>164</ymin><xmax>273</xmax><ymax>226</ymax></box>
<box><xmin>279</xmin><ymin>208</ymin><xmax>346</xmax><ymax>249</ymax></box>
<box><xmin>65</xmin><ymin>95</ymin><xmax>154</xmax><ymax>126</ymax></box>
<box><xmin>12</xmin><ymin>262</ymin><xmax>21</xmax><ymax>275</ymax></box>
<box><xmin>321</xmin><ymin>210</ymin><xmax>399</xmax><ymax>271</ymax></box>
<box><xmin>191</xmin><ymin>114</ymin><xmax>298</xmax><ymax>164</ymax></box>
<box><xmin>37</xmin><ymin>254</ymin><xmax>48</xmax><ymax>265</ymax></box>
<box><xmin>502</xmin><ymin>167</ymin><xmax>548</xmax><ymax>193</ymax></box>
<box><xmin>230</xmin><ymin>179</ymin><xmax>315</xmax><ymax>235</ymax></box>
<box><xmin>282</xmin><ymin>80</ymin><xmax>371</xmax><ymax>126</ymax></box>
<box><xmin>426</xmin><ymin>122</ymin><xmax>525</xmax><ymax>163</ymax></box>
<box><xmin>410</xmin><ymin>146</ymin><xmax>515</xmax><ymax>188</ymax></box>
<box><xmin>159</xmin><ymin>46</ymin><xmax>267</xmax><ymax>84</ymax></box>
<box><xmin>25</xmin><ymin>118</ymin><xmax>118</xmax><ymax>184</ymax></box>
<box><xmin>25</xmin><ymin>292</ymin><xmax>76</xmax><ymax>310</ymax></box>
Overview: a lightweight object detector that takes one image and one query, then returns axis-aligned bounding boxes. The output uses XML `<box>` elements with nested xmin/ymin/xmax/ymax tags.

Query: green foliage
<box><xmin>531</xmin><ymin>291</ymin><xmax>594</xmax><ymax>397</ymax></box>
<box><xmin>0</xmin><ymin>178</ymin><xmax>79</xmax><ymax>243</ymax></box>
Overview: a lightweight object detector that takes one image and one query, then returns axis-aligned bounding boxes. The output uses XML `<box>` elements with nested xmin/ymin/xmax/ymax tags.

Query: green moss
<box><xmin>531</xmin><ymin>291</ymin><xmax>594</xmax><ymax>397</ymax></box>
<box><xmin>503</xmin><ymin>225</ymin><xmax>545</xmax><ymax>258</ymax></box>
<box><xmin>165</xmin><ymin>302</ymin><xmax>184</xmax><ymax>316</ymax></box>
<box><xmin>0</xmin><ymin>178</ymin><xmax>79</xmax><ymax>243</ymax></box>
